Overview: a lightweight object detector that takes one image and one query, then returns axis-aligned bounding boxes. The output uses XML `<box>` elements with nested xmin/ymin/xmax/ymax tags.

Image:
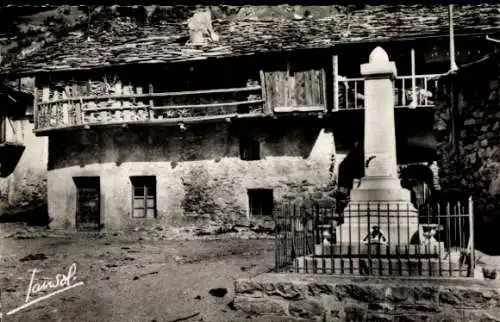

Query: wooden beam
<box><xmin>321</xmin><ymin>66</ymin><xmax>327</xmax><ymax>113</ymax></box>
<box><xmin>410</xmin><ymin>48</ymin><xmax>417</xmax><ymax>108</ymax></box>
<box><xmin>33</xmin><ymin>76</ymin><xmax>37</xmax><ymax>129</ymax></box>
<box><xmin>148</xmin><ymin>83</ymin><xmax>154</xmax><ymax>120</ymax></box>
<box><xmin>259</xmin><ymin>70</ymin><xmax>269</xmax><ymax>114</ymax></box>
<box><xmin>332</xmin><ymin>55</ymin><xmax>339</xmax><ymax>111</ymax></box>
<box><xmin>39</xmin><ymin>86</ymin><xmax>263</xmax><ymax>105</ymax></box>
<box><xmin>151</xmin><ymin>100</ymin><xmax>264</xmax><ymax>110</ymax></box>
<box><xmin>42</xmin><ymin>87</ymin><xmax>50</xmax><ymax>102</ymax></box>
<box><xmin>486</xmin><ymin>35</ymin><xmax>500</xmax><ymax>43</ymax></box>
<box><xmin>32</xmin><ymin>113</ymin><xmax>271</xmax><ymax>136</ymax></box>
<box><xmin>274</xmin><ymin>106</ymin><xmax>324</xmax><ymax>113</ymax></box>
<box><xmin>449</xmin><ymin>5</ymin><xmax>459</xmax><ymax>72</ymax></box>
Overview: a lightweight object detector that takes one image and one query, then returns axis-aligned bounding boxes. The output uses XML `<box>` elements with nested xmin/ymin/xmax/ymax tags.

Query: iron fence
<box><xmin>275</xmin><ymin>198</ymin><xmax>474</xmax><ymax>277</ymax></box>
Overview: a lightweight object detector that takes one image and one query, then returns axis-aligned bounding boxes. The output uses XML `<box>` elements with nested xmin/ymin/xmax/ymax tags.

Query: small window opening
<box><xmin>248</xmin><ymin>189</ymin><xmax>274</xmax><ymax>217</ymax></box>
<box><xmin>240</xmin><ymin>136</ymin><xmax>260</xmax><ymax>161</ymax></box>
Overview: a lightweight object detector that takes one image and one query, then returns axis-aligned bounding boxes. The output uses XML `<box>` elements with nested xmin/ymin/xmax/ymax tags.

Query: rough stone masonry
<box><xmin>433</xmin><ymin>53</ymin><xmax>500</xmax><ymax>253</ymax></box>
<box><xmin>234</xmin><ymin>273</ymin><xmax>500</xmax><ymax>321</ymax></box>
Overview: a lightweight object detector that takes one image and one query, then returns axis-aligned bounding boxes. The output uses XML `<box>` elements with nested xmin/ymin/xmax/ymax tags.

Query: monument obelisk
<box><xmin>337</xmin><ymin>47</ymin><xmax>419</xmax><ymax>245</ymax></box>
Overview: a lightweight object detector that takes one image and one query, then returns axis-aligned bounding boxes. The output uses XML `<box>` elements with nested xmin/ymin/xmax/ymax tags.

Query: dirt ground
<box><xmin>3</xmin><ymin>224</ymin><xmax>500</xmax><ymax>322</ymax></box>
<box><xmin>0</xmin><ymin>224</ymin><xmax>293</xmax><ymax>322</ymax></box>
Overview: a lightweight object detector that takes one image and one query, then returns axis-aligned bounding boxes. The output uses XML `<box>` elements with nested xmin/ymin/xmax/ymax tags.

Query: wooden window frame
<box><xmin>130</xmin><ymin>176</ymin><xmax>157</xmax><ymax>219</ymax></box>
<box><xmin>248</xmin><ymin>189</ymin><xmax>274</xmax><ymax>218</ymax></box>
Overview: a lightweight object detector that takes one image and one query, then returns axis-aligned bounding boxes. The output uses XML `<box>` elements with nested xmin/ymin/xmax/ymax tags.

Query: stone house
<box><xmin>0</xmin><ymin>81</ymin><xmax>48</xmax><ymax>222</ymax></box>
<box><xmin>434</xmin><ymin>50</ymin><xmax>500</xmax><ymax>252</ymax></box>
<box><xmin>0</xmin><ymin>5</ymin><xmax>499</xmax><ymax>231</ymax></box>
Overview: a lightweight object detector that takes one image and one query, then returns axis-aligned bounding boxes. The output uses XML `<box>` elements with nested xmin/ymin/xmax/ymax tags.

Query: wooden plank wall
<box><xmin>263</xmin><ymin>62</ymin><xmax>326</xmax><ymax>110</ymax></box>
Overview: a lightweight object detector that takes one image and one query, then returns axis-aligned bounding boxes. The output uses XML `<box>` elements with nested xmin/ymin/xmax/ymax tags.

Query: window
<box><xmin>248</xmin><ymin>189</ymin><xmax>274</xmax><ymax>217</ymax></box>
<box><xmin>240</xmin><ymin>136</ymin><xmax>260</xmax><ymax>160</ymax></box>
<box><xmin>130</xmin><ymin>176</ymin><xmax>156</xmax><ymax>218</ymax></box>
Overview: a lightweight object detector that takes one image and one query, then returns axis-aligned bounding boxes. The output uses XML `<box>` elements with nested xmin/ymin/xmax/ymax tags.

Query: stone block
<box><xmin>307</xmin><ymin>283</ymin><xmax>335</xmax><ymax>296</ymax></box>
<box><xmin>490</xmin><ymin>79</ymin><xmax>499</xmax><ymax>90</ymax></box>
<box><xmin>367</xmin><ymin>312</ymin><xmax>394</xmax><ymax>322</ymax></box>
<box><xmin>233</xmin><ymin>296</ymin><xmax>287</xmax><ymax>316</ymax></box>
<box><xmin>473</xmin><ymin>111</ymin><xmax>485</xmax><ymax>118</ymax></box>
<box><xmin>438</xmin><ymin>288</ymin><xmax>499</xmax><ymax>309</ymax></box>
<box><xmin>368</xmin><ymin>302</ymin><xmax>395</xmax><ymax>312</ymax></box>
<box><xmin>334</xmin><ymin>284</ymin><xmax>385</xmax><ymax>302</ymax></box>
<box><xmin>259</xmin><ymin>281</ymin><xmax>307</xmax><ymax>300</ymax></box>
<box><xmin>288</xmin><ymin>299</ymin><xmax>325</xmax><ymax>320</ymax></box>
<box><xmin>344</xmin><ymin>303</ymin><xmax>368</xmax><ymax>322</ymax></box>
<box><xmin>235</xmin><ymin>280</ymin><xmax>259</xmax><ymax>294</ymax></box>
<box><xmin>387</xmin><ymin>285</ymin><xmax>440</xmax><ymax>305</ymax></box>
<box><xmin>393</xmin><ymin>313</ymin><xmax>433</xmax><ymax>322</ymax></box>
<box><xmin>464</xmin><ymin>119</ymin><xmax>477</xmax><ymax>126</ymax></box>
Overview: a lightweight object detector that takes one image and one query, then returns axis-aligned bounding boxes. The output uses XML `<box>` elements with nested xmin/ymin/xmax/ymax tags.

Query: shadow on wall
<box><xmin>0</xmin><ymin>202</ymin><xmax>50</xmax><ymax>226</ymax></box>
<box><xmin>47</xmin><ymin>117</ymin><xmax>326</xmax><ymax>170</ymax></box>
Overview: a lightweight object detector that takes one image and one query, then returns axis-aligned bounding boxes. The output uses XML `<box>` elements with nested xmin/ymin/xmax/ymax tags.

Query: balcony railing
<box><xmin>335</xmin><ymin>73</ymin><xmax>443</xmax><ymax>110</ymax></box>
<box><xmin>34</xmin><ymin>85</ymin><xmax>266</xmax><ymax>133</ymax></box>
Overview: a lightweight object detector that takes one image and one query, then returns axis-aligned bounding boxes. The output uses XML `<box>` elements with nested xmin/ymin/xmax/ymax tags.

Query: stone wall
<box><xmin>234</xmin><ymin>273</ymin><xmax>500</xmax><ymax>321</ymax></box>
<box><xmin>0</xmin><ymin>119</ymin><xmax>48</xmax><ymax>220</ymax></box>
<box><xmin>46</xmin><ymin>117</ymin><xmax>336</xmax><ymax>231</ymax></box>
<box><xmin>433</xmin><ymin>55</ymin><xmax>500</xmax><ymax>253</ymax></box>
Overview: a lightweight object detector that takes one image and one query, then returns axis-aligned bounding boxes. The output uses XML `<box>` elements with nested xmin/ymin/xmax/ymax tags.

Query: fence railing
<box><xmin>34</xmin><ymin>85</ymin><xmax>265</xmax><ymax>132</ymax></box>
<box><xmin>275</xmin><ymin>198</ymin><xmax>474</xmax><ymax>278</ymax></box>
<box><xmin>336</xmin><ymin>73</ymin><xmax>443</xmax><ymax>110</ymax></box>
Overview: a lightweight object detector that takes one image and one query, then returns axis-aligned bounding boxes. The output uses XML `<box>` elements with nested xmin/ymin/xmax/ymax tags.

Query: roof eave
<box><xmin>0</xmin><ymin>30</ymin><xmax>496</xmax><ymax>78</ymax></box>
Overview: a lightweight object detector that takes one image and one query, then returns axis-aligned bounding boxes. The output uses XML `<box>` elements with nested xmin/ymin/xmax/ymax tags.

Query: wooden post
<box><xmin>449</xmin><ymin>5</ymin><xmax>458</xmax><ymax>72</ymax></box>
<box><xmin>42</xmin><ymin>87</ymin><xmax>50</xmax><ymax>102</ymax></box>
<box><xmin>42</xmin><ymin>86</ymin><xmax>50</xmax><ymax>129</ymax></box>
<box><xmin>148</xmin><ymin>83</ymin><xmax>154</xmax><ymax>120</ymax></box>
<box><xmin>332</xmin><ymin>55</ymin><xmax>339</xmax><ymax>111</ymax></box>
<box><xmin>285</xmin><ymin>61</ymin><xmax>290</xmax><ymax>108</ymax></box>
<box><xmin>321</xmin><ymin>67</ymin><xmax>327</xmax><ymax>113</ymax></box>
<box><xmin>33</xmin><ymin>77</ymin><xmax>37</xmax><ymax>128</ymax></box>
<box><xmin>259</xmin><ymin>69</ymin><xmax>269</xmax><ymax>114</ymax></box>
<box><xmin>0</xmin><ymin>96</ymin><xmax>4</xmax><ymax>142</ymax></box>
<box><xmin>410</xmin><ymin>48</ymin><xmax>417</xmax><ymax>108</ymax></box>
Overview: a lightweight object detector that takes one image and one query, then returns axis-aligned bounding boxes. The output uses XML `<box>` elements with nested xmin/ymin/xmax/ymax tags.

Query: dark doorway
<box><xmin>74</xmin><ymin>176</ymin><xmax>101</xmax><ymax>231</ymax></box>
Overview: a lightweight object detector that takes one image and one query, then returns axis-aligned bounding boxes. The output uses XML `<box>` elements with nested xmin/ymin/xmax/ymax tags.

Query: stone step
<box><xmin>314</xmin><ymin>243</ymin><xmax>446</xmax><ymax>257</ymax></box>
<box><xmin>293</xmin><ymin>256</ymin><xmax>469</xmax><ymax>277</ymax></box>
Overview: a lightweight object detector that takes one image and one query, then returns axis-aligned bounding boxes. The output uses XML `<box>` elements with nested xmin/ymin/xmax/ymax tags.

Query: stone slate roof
<box><xmin>1</xmin><ymin>4</ymin><xmax>500</xmax><ymax>76</ymax></box>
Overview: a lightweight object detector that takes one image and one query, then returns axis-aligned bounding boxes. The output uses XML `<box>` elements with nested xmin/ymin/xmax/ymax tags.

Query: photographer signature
<box><xmin>6</xmin><ymin>263</ymin><xmax>84</xmax><ymax>316</ymax></box>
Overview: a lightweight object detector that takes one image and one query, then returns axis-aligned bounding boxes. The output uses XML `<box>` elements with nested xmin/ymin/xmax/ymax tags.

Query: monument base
<box><xmin>350</xmin><ymin>176</ymin><xmax>413</xmax><ymax>201</ymax></box>
<box><xmin>337</xmin><ymin>200</ymin><xmax>419</xmax><ymax>245</ymax></box>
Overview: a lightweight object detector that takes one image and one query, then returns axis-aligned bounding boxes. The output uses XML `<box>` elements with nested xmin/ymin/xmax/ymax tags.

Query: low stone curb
<box><xmin>234</xmin><ymin>273</ymin><xmax>500</xmax><ymax>321</ymax></box>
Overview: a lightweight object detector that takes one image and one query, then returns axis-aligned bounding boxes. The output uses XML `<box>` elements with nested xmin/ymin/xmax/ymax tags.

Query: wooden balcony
<box><xmin>33</xmin><ymin>85</ymin><xmax>267</xmax><ymax>134</ymax></box>
<box><xmin>334</xmin><ymin>73</ymin><xmax>443</xmax><ymax>111</ymax></box>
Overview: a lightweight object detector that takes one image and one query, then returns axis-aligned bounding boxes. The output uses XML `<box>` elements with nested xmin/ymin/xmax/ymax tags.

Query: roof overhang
<box><xmin>0</xmin><ymin>31</ymin><xmax>495</xmax><ymax>79</ymax></box>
